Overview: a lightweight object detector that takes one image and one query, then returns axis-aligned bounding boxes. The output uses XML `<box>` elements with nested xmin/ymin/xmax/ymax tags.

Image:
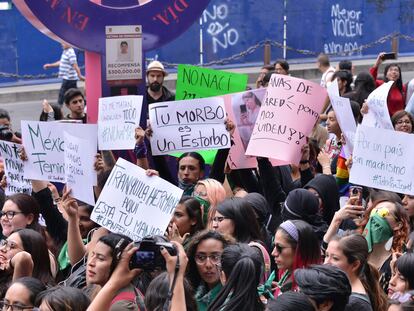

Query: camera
<box><xmin>130</xmin><ymin>235</ymin><xmax>177</xmax><ymax>271</ymax></box>
<box><xmin>0</xmin><ymin>125</ymin><xmax>13</xmax><ymax>141</ymax></box>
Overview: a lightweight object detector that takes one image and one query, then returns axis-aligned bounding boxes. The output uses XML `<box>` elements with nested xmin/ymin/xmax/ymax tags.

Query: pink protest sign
<box><xmin>245</xmin><ymin>74</ymin><xmax>327</xmax><ymax>164</ymax></box>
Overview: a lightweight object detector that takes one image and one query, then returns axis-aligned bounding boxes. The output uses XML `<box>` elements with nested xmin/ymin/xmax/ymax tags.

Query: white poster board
<box><xmin>149</xmin><ymin>97</ymin><xmax>231</xmax><ymax>155</ymax></box>
<box><xmin>98</xmin><ymin>95</ymin><xmax>143</xmax><ymax>150</ymax></box>
<box><xmin>0</xmin><ymin>141</ymin><xmax>31</xmax><ymax>195</ymax></box>
<box><xmin>90</xmin><ymin>158</ymin><xmax>183</xmax><ymax>241</ymax></box>
<box><xmin>361</xmin><ymin>81</ymin><xmax>394</xmax><ymax>129</ymax></box>
<box><xmin>64</xmin><ymin>132</ymin><xmax>97</xmax><ymax>205</ymax></box>
<box><xmin>105</xmin><ymin>25</ymin><xmax>142</xmax><ymax>81</ymax></box>
<box><xmin>21</xmin><ymin>121</ymin><xmax>98</xmax><ymax>183</ymax></box>
<box><xmin>350</xmin><ymin>125</ymin><xmax>414</xmax><ymax>195</ymax></box>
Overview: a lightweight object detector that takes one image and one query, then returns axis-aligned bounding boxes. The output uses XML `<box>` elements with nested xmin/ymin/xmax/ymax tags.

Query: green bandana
<box><xmin>194</xmin><ymin>196</ymin><xmax>211</xmax><ymax>225</ymax></box>
<box><xmin>363</xmin><ymin>213</ymin><xmax>393</xmax><ymax>252</ymax></box>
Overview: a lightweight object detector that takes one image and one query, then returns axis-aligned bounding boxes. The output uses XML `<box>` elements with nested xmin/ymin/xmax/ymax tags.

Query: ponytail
<box><xmin>360</xmin><ymin>262</ymin><xmax>387</xmax><ymax>311</ymax></box>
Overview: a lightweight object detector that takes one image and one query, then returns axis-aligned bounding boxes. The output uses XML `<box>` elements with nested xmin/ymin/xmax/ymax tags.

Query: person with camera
<box><xmin>87</xmin><ymin>239</ymin><xmax>188</xmax><ymax>311</ymax></box>
<box><xmin>370</xmin><ymin>52</ymin><xmax>406</xmax><ymax>116</ymax></box>
<box><xmin>0</xmin><ymin>109</ymin><xmax>22</xmax><ymax>144</ymax></box>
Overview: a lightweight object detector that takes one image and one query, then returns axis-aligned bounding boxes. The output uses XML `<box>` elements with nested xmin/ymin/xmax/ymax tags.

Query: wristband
<box><xmin>134</xmin><ymin>142</ymin><xmax>147</xmax><ymax>159</ymax></box>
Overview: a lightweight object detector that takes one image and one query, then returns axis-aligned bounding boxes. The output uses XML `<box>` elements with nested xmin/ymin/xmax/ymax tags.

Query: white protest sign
<box><xmin>361</xmin><ymin>81</ymin><xmax>394</xmax><ymax>129</ymax></box>
<box><xmin>246</xmin><ymin>74</ymin><xmax>327</xmax><ymax>164</ymax></box>
<box><xmin>327</xmin><ymin>91</ymin><xmax>357</xmax><ymax>158</ymax></box>
<box><xmin>90</xmin><ymin>158</ymin><xmax>183</xmax><ymax>241</ymax></box>
<box><xmin>21</xmin><ymin>121</ymin><xmax>98</xmax><ymax>183</ymax></box>
<box><xmin>98</xmin><ymin>95</ymin><xmax>143</xmax><ymax>150</ymax></box>
<box><xmin>0</xmin><ymin>141</ymin><xmax>31</xmax><ymax>195</ymax></box>
<box><xmin>64</xmin><ymin>132</ymin><xmax>97</xmax><ymax>205</ymax></box>
<box><xmin>149</xmin><ymin>97</ymin><xmax>231</xmax><ymax>155</ymax></box>
<box><xmin>327</xmin><ymin>79</ymin><xmax>340</xmax><ymax>98</ymax></box>
<box><xmin>350</xmin><ymin>125</ymin><xmax>414</xmax><ymax>195</ymax></box>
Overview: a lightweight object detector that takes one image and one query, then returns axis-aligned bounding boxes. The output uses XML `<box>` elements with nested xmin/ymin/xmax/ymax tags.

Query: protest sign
<box><xmin>90</xmin><ymin>158</ymin><xmax>183</xmax><ymax>241</ymax></box>
<box><xmin>245</xmin><ymin>74</ymin><xmax>327</xmax><ymax>164</ymax></box>
<box><xmin>175</xmin><ymin>64</ymin><xmax>248</xmax><ymax>100</ymax></box>
<box><xmin>0</xmin><ymin>141</ymin><xmax>31</xmax><ymax>195</ymax></box>
<box><xmin>327</xmin><ymin>80</ymin><xmax>357</xmax><ymax>157</ymax></box>
<box><xmin>361</xmin><ymin>81</ymin><xmax>394</xmax><ymax>129</ymax></box>
<box><xmin>21</xmin><ymin>121</ymin><xmax>98</xmax><ymax>183</ymax></box>
<box><xmin>149</xmin><ymin>97</ymin><xmax>231</xmax><ymax>155</ymax></box>
<box><xmin>327</xmin><ymin>79</ymin><xmax>340</xmax><ymax>97</ymax></box>
<box><xmin>64</xmin><ymin>132</ymin><xmax>97</xmax><ymax>205</ymax></box>
<box><xmin>98</xmin><ymin>95</ymin><xmax>143</xmax><ymax>150</ymax></box>
<box><xmin>350</xmin><ymin>125</ymin><xmax>414</xmax><ymax>195</ymax></box>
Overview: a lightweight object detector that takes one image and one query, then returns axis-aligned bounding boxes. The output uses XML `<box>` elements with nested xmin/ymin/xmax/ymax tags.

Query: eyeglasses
<box><xmin>273</xmin><ymin>243</ymin><xmax>292</xmax><ymax>254</ymax></box>
<box><xmin>396</xmin><ymin>120</ymin><xmax>411</xmax><ymax>125</ymax></box>
<box><xmin>195</xmin><ymin>253</ymin><xmax>221</xmax><ymax>265</ymax></box>
<box><xmin>212</xmin><ymin>216</ymin><xmax>228</xmax><ymax>223</ymax></box>
<box><xmin>0</xmin><ymin>300</ymin><xmax>37</xmax><ymax>311</ymax></box>
<box><xmin>0</xmin><ymin>240</ymin><xmax>21</xmax><ymax>251</ymax></box>
<box><xmin>0</xmin><ymin>211</ymin><xmax>24</xmax><ymax>220</ymax></box>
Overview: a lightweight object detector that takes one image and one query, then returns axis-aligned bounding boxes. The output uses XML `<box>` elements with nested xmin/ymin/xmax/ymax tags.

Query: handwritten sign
<box><xmin>246</xmin><ymin>74</ymin><xmax>327</xmax><ymax>164</ymax></box>
<box><xmin>21</xmin><ymin>121</ymin><xmax>98</xmax><ymax>183</ymax></box>
<box><xmin>64</xmin><ymin>132</ymin><xmax>97</xmax><ymax>205</ymax></box>
<box><xmin>0</xmin><ymin>141</ymin><xmax>31</xmax><ymax>195</ymax></box>
<box><xmin>175</xmin><ymin>64</ymin><xmax>248</xmax><ymax>100</ymax></box>
<box><xmin>327</xmin><ymin>80</ymin><xmax>357</xmax><ymax>157</ymax></box>
<box><xmin>149</xmin><ymin>97</ymin><xmax>231</xmax><ymax>155</ymax></box>
<box><xmin>98</xmin><ymin>95</ymin><xmax>143</xmax><ymax>150</ymax></box>
<box><xmin>361</xmin><ymin>81</ymin><xmax>394</xmax><ymax>130</ymax></box>
<box><xmin>350</xmin><ymin>125</ymin><xmax>414</xmax><ymax>195</ymax></box>
<box><xmin>90</xmin><ymin>157</ymin><xmax>183</xmax><ymax>240</ymax></box>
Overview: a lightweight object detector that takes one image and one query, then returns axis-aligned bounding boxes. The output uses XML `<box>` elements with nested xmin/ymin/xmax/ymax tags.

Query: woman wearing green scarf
<box><xmin>186</xmin><ymin>230</ymin><xmax>234</xmax><ymax>311</ymax></box>
<box><xmin>361</xmin><ymin>201</ymin><xmax>409</xmax><ymax>292</ymax></box>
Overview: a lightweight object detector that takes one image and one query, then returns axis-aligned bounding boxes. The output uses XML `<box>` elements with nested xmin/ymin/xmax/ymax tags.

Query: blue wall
<box><xmin>2</xmin><ymin>0</ymin><xmax>414</xmax><ymax>84</ymax></box>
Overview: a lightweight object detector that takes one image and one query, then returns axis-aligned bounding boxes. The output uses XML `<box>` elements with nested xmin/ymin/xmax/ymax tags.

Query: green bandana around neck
<box><xmin>194</xmin><ymin>196</ymin><xmax>211</xmax><ymax>225</ymax></box>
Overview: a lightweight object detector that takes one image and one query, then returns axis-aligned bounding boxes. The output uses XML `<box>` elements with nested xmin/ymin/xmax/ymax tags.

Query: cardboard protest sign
<box><xmin>0</xmin><ymin>141</ymin><xmax>31</xmax><ymax>195</ymax></box>
<box><xmin>350</xmin><ymin>125</ymin><xmax>414</xmax><ymax>195</ymax></box>
<box><xmin>327</xmin><ymin>80</ymin><xmax>357</xmax><ymax>158</ymax></box>
<box><xmin>98</xmin><ymin>95</ymin><xmax>143</xmax><ymax>150</ymax></box>
<box><xmin>90</xmin><ymin>157</ymin><xmax>183</xmax><ymax>240</ymax></box>
<box><xmin>327</xmin><ymin>79</ymin><xmax>340</xmax><ymax>97</ymax></box>
<box><xmin>21</xmin><ymin>121</ymin><xmax>98</xmax><ymax>183</ymax></box>
<box><xmin>149</xmin><ymin>97</ymin><xmax>231</xmax><ymax>155</ymax></box>
<box><xmin>64</xmin><ymin>132</ymin><xmax>97</xmax><ymax>205</ymax></box>
<box><xmin>175</xmin><ymin>64</ymin><xmax>248</xmax><ymax>100</ymax></box>
<box><xmin>246</xmin><ymin>74</ymin><xmax>327</xmax><ymax>164</ymax></box>
<box><xmin>361</xmin><ymin>81</ymin><xmax>394</xmax><ymax>130</ymax></box>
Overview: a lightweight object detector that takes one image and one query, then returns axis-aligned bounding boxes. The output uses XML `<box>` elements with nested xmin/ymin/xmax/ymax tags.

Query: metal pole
<box><xmin>264</xmin><ymin>43</ymin><xmax>271</xmax><ymax>65</ymax></box>
<box><xmin>283</xmin><ymin>0</ymin><xmax>287</xmax><ymax>59</ymax></box>
<box><xmin>199</xmin><ymin>16</ymin><xmax>204</xmax><ymax>65</ymax></box>
<box><xmin>391</xmin><ymin>35</ymin><xmax>399</xmax><ymax>59</ymax></box>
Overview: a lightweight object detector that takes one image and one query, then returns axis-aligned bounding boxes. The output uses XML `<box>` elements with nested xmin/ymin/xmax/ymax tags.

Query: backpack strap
<box><xmin>111</xmin><ymin>291</ymin><xmax>136</xmax><ymax>305</ymax></box>
<box><xmin>249</xmin><ymin>241</ymin><xmax>271</xmax><ymax>281</ymax></box>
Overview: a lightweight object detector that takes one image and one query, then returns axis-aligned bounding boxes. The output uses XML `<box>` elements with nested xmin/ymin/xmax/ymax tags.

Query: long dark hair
<box><xmin>396</xmin><ymin>253</ymin><xmax>414</xmax><ymax>290</ymax></box>
<box><xmin>98</xmin><ymin>233</ymin><xmax>132</xmax><ymax>275</ymax></box>
<box><xmin>14</xmin><ymin>229</ymin><xmax>54</xmax><ymax>286</ymax></box>
<box><xmin>277</xmin><ymin>220</ymin><xmax>321</xmax><ymax>287</ymax></box>
<box><xmin>186</xmin><ymin>230</ymin><xmax>233</xmax><ymax>289</ymax></box>
<box><xmin>208</xmin><ymin>243</ymin><xmax>264</xmax><ymax>311</ymax></box>
<box><xmin>331</xmin><ymin>233</ymin><xmax>387</xmax><ymax>311</ymax></box>
<box><xmin>217</xmin><ymin>198</ymin><xmax>263</xmax><ymax>243</ymax></box>
<box><xmin>177</xmin><ymin>152</ymin><xmax>205</xmax><ymax>171</ymax></box>
<box><xmin>178</xmin><ymin>196</ymin><xmax>204</xmax><ymax>235</ymax></box>
<box><xmin>36</xmin><ymin>286</ymin><xmax>90</xmax><ymax>311</ymax></box>
<box><xmin>344</xmin><ymin>71</ymin><xmax>376</xmax><ymax>106</ymax></box>
<box><xmin>384</xmin><ymin>63</ymin><xmax>404</xmax><ymax>95</ymax></box>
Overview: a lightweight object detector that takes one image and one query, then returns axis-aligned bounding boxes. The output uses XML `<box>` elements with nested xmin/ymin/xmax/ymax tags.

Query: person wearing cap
<box><xmin>146</xmin><ymin>60</ymin><xmax>175</xmax><ymax>104</ymax></box>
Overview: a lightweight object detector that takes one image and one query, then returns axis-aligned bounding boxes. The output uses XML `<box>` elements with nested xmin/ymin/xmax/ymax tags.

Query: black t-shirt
<box><xmin>345</xmin><ymin>293</ymin><xmax>373</xmax><ymax>311</ymax></box>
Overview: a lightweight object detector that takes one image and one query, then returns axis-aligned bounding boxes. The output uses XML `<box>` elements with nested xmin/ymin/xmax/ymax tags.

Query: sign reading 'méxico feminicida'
<box><xmin>12</xmin><ymin>0</ymin><xmax>211</xmax><ymax>53</ymax></box>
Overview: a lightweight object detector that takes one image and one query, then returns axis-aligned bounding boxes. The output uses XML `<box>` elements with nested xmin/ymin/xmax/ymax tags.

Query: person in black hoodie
<box><xmin>281</xmin><ymin>188</ymin><xmax>328</xmax><ymax>241</ymax></box>
<box><xmin>304</xmin><ymin>174</ymin><xmax>340</xmax><ymax>225</ymax></box>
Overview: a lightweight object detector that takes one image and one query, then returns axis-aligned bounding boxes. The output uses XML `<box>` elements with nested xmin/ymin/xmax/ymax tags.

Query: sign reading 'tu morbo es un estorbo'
<box><xmin>105</xmin><ymin>25</ymin><xmax>142</xmax><ymax>81</ymax></box>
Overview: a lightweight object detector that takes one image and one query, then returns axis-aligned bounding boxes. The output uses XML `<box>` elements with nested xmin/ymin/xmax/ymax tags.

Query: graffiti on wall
<box><xmin>202</xmin><ymin>3</ymin><xmax>239</xmax><ymax>54</ymax></box>
<box><xmin>324</xmin><ymin>3</ymin><xmax>363</xmax><ymax>55</ymax></box>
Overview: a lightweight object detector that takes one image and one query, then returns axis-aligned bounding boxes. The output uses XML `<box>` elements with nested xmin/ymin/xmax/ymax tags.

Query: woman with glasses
<box><xmin>0</xmin><ymin>194</ymin><xmax>42</xmax><ymax>238</ymax></box>
<box><xmin>1</xmin><ymin>277</ymin><xmax>45</xmax><ymax>311</ymax></box>
<box><xmin>167</xmin><ymin>196</ymin><xmax>204</xmax><ymax>247</ymax></box>
<box><xmin>208</xmin><ymin>243</ymin><xmax>264</xmax><ymax>311</ymax></box>
<box><xmin>0</xmin><ymin>229</ymin><xmax>54</xmax><ymax>298</ymax></box>
<box><xmin>391</xmin><ymin>110</ymin><xmax>414</xmax><ymax>134</ymax></box>
<box><xmin>186</xmin><ymin>230</ymin><xmax>233</xmax><ymax>311</ymax></box>
<box><xmin>271</xmin><ymin>219</ymin><xmax>321</xmax><ymax>296</ymax></box>
<box><xmin>193</xmin><ymin>179</ymin><xmax>226</xmax><ymax>227</ymax></box>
